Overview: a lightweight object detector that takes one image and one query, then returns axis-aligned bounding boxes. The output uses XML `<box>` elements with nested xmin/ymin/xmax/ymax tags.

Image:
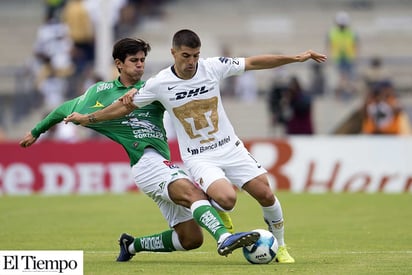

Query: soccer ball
<box><xmin>242</xmin><ymin>229</ymin><xmax>278</xmax><ymax>264</ymax></box>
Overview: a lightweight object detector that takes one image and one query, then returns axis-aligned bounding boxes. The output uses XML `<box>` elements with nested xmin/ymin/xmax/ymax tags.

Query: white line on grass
<box><xmin>321</xmin><ymin>251</ymin><xmax>412</xmax><ymax>254</ymax></box>
<box><xmin>86</xmin><ymin>251</ymin><xmax>412</xmax><ymax>255</ymax></box>
<box><xmin>85</xmin><ymin>251</ymin><xmax>211</xmax><ymax>254</ymax></box>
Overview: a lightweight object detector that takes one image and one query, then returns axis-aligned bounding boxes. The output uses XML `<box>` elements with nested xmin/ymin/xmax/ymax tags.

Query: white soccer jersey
<box><xmin>133</xmin><ymin>57</ymin><xmax>246</xmax><ymax>161</ymax></box>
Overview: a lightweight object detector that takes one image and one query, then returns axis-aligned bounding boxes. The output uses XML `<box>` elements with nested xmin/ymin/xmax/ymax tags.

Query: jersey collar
<box><xmin>114</xmin><ymin>77</ymin><xmax>144</xmax><ymax>89</ymax></box>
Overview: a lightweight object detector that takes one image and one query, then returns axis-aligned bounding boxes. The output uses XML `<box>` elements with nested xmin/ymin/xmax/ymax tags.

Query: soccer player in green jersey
<box><xmin>19</xmin><ymin>38</ymin><xmax>260</xmax><ymax>261</ymax></box>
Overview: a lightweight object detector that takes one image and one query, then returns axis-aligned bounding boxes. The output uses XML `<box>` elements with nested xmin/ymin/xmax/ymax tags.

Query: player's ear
<box><xmin>114</xmin><ymin>59</ymin><xmax>122</xmax><ymax>70</ymax></box>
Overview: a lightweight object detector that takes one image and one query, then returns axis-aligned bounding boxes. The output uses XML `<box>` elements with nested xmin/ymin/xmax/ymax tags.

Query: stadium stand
<box><xmin>1</xmin><ymin>0</ymin><xmax>411</xmax><ymax>139</ymax></box>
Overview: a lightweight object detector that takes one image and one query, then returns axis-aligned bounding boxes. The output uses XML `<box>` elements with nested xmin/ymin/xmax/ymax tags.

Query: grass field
<box><xmin>1</xmin><ymin>192</ymin><xmax>411</xmax><ymax>275</ymax></box>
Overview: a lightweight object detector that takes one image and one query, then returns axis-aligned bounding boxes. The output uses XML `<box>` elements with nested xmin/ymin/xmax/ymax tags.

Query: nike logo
<box><xmin>122</xmin><ymin>239</ymin><xmax>128</xmax><ymax>246</ymax></box>
<box><xmin>167</xmin><ymin>85</ymin><xmax>177</xmax><ymax>90</ymax></box>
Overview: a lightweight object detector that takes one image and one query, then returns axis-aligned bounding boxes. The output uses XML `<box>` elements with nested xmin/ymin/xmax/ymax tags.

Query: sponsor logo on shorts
<box><xmin>163</xmin><ymin>160</ymin><xmax>179</xmax><ymax>169</ymax></box>
<box><xmin>187</xmin><ymin>136</ymin><xmax>230</xmax><ymax>155</ymax></box>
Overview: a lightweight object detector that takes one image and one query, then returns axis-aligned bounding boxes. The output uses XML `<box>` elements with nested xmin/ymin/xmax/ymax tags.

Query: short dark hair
<box><xmin>172</xmin><ymin>29</ymin><xmax>201</xmax><ymax>49</ymax></box>
<box><xmin>112</xmin><ymin>38</ymin><xmax>151</xmax><ymax>62</ymax></box>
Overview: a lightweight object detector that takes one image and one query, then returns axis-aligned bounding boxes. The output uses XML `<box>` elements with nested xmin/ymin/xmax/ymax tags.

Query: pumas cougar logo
<box><xmin>173</xmin><ymin>96</ymin><xmax>218</xmax><ymax>144</ymax></box>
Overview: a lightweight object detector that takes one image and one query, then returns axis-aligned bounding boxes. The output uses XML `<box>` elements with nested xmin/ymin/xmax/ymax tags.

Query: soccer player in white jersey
<box><xmin>66</xmin><ymin>29</ymin><xmax>327</xmax><ymax>263</ymax></box>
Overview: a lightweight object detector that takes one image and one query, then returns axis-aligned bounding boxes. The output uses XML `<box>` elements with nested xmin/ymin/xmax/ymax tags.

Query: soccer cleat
<box><xmin>217</xmin><ymin>231</ymin><xmax>260</xmax><ymax>256</ymax></box>
<box><xmin>217</xmin><ymin>210</ymin><xmax>235</xmax><ymax>233</ymax></box>
<box><xmin>116</xmin><ymin>233</ymin><xmax>136</xmax><ymax>262</ymax></box>
<box><xmin>275</xmin><ymin>245</ymin><xmax>295</xmax><ymax>263</ymax></box>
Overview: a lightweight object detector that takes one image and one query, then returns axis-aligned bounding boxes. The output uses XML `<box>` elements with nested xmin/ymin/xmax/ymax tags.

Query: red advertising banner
<box><xmin>0</xmin><ymin>141</ymin><xmax>136</xmax><ymax>195</ymax></box>
<box><xmin>1</xmin><ymin>137</ymin><xmax>411</xmax><ymax>195</ymax></box>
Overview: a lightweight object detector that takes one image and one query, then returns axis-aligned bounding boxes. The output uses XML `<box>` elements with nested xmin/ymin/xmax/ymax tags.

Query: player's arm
<box><xmin>64</xmin><ymin>100</ymin><xmax>136</xmax><ymax>126</ymax></box>
<box><xmin>20</xmin><ymin>99</ymin><xmax>76</xmax><ymax>148</ymax></box>
<box><xmin>244</xmin><ymin>50</ymin><xmax>327</xmax><ymax>71</ymax></box>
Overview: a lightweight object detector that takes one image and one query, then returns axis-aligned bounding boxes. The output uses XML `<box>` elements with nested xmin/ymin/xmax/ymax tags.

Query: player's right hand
<box><xmin>120</xmin><ymin>88</ymin><xmax>137</xmax><ymax>108</ymax></box>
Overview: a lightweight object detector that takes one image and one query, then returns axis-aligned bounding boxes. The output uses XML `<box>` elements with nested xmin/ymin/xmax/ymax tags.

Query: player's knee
<box><xmin>214</xmin><ymin>195</ymin><xmax>237</xmax><ymax>210</ymax></box>
<box><xmin>259</xmin><ymin>193</ymin><xmax>275</xmax><ymax>206</ymax></box>
<box><xmin>180</xmin><ymin>234</ymin><xmax>203</xmax><ymax>250</ymax></box>
<box><xmin>207</xmin><ymin>183</ymin><xmax>237</xmax><ymax>210</ymax></box>
<box><xmin>169</xmin><ymin>179</ymin><xmax>208</xmax><ymax>207</ymax></box>
<box><xmin>243</xmin><ymin>176</ymin><xmax>275</xmax><ymax>206</ymax></box>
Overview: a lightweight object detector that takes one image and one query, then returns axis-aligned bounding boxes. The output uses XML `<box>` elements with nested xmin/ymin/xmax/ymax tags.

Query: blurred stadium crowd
<box><xmin>0</xmin><ymin>0</ymin><xmax>411</xmax><ymax>141</ymax></box>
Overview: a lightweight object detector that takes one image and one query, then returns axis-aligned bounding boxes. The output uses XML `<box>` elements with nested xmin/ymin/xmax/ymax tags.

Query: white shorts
<box><xmin>131</xmin><ymin>148</ymin><xmax>193</xmax><ymax>228</ymax></box>
<box><xmin>184</xmin><ymin>140</ymin><xmax>267</xmax><ymax>192</ymax></box>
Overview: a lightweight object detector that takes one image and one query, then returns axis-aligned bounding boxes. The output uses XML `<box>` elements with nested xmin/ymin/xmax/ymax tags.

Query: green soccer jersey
<box><xmin>31</xmin><ymin>78</ymin><xmax>170</xmax><ymax>166</ymax></box>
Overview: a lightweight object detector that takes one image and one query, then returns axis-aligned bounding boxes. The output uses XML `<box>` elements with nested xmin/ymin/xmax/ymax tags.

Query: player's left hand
<box><xmin>299</xmin><ymin>50</ymin><xmax>327</xmax><ymax>63</ymax></box>
<box><xmin>64</xmin><ymin>112</ymin><xmax>89</xmax><ymax>126</ymax></box>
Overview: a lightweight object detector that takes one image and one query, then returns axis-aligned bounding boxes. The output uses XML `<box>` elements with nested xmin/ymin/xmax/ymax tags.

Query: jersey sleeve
<box><xmin>31</xmin><ymin>98</ymin><xmax>78</xmax><ymax>138</ymax></box>
<box><xmin>132</xmin><ymin>76</ymin><xmax>159</xmax><ymax>108</ymax></box>
<box><xmin>207</xmin><ymin>57</ymin><xmax>245</xmax><ymax>80</ymax></box>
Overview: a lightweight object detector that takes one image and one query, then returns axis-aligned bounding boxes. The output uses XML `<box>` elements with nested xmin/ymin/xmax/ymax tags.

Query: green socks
<box><xmin>133</xmin><ymin>230</ymin><xmax>176</xmax><ymax>252</ymax></box>
<box><xmin>191</xmin><ymin>200</ymin><xmax>228</xmax><ymax>241</ymax></box>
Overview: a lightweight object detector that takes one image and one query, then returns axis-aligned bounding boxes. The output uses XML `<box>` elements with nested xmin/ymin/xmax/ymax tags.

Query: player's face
<box><xmin>117</xmin><ymin>51</ymin><xmax>146</xmax><ymax>85</ymax></box>
<box><xmin>172</xmin><ymin>46</ymin><xmax>200</xmax><ymax>79</ymax></box>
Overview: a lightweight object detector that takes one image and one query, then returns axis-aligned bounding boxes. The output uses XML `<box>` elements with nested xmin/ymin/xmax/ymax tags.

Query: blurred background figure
<box><xmin>14</xmin><ymin>11</ymin><xmax>74</xmax><ymax>122</ymax></box>
<box><xmin>44</xmin><ymin>0</ymin><xmax>67</xmax><ymax>19</ymax></box>
<box><xmin>308</xmin><ymin>63</ymin><xmax>326</xmax><ymax>98</ymax></box>
<box><xmin>327</xmin><ymin>11</ymin><xmax>359</xmax><ymax>100</ymax></box>
<box><xmin>234</xmin><ymin>70</ymin><xmax>258</xmax><ymax>103</ymax></box>
<box><xmin>38</xmin><ymin>121</ymin><xmax>83</xmax><ymax>142</ymax></box>
<box><xmin>362</xmin><ymin>80</ymin><xmax>411</xmax><ymax>135</ymax></box>
<box><xmin>114</xmin><ymin>0</ymin><xmax>138</xmax><ymax>40</ymax></box>
<box><xmin>283</xmin><ymin>76</ymin><xmax>314</xmax><ymax>135</ymax></box>
<box><xmin>36</xmin><ymin>58</ymin><xmax>69</xmax><ymax>111</ymax></box>
<box><xmin>33</xmin><ymin>12</ymin><xmax>73</xmax><ymax>111</ymax></box>
<box><xmin>361</xmin><ymin>56</ymin><xmax>390</xmax><ymax>92</ymax></box>
<box><xmin>267</xmin><ymin>63</ymin><xmax>291</xmax><ymax>136</ymax></box>
<box><xmin>268</xmin><ymin>76</ymin><xmax>314</xmax><ymax>136</ymax></box>
<box><xmin>61</xmin><ymin>0</ymin><xmax>95</xmax><ymax>98</ymax></box>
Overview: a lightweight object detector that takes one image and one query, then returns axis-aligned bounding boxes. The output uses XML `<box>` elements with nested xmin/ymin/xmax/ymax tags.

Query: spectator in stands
<box><xmin>268</xmin><ymin>75</ymin><xmax>314</xmax><ymax>135</ymax></box>
<box><xmin>268</xmin><ymin>72</ymin><xmax>289</xmax><ymax>136</ymax></box>
<box><xmin>327</xmin><ymin>11</ymin><xmax>359</xmax><ymax>100</ymax></box>
<box><xmin>61</xmin><ymin>0</ymin><xmax>95</xmax><ymax>97</ymax></box>
<box><xmin>36</xmin><ymin>57</ymin><xmax>69</xmax><ymax>111</ymax></box>
<box><xmin>33</xmin><ymin>12</ymin><xmax>74</xmax><ymax>78</ymax></box>
<box><xmin>44</xmin><ymin>0</ymin><xmax>67</xmax><ymax>19</ymax></box>
<box><xmin>284</xmin><ymin>76</ymin><xmax>314</xmax><ymax>135</ymax></box>
<box><xmin>27</xmin><ymin>12</ymin><xmax>73</xmax><ymax>117</ymax></box>
<box><xmin>361</xmin><ymin>56</ymin><xmax>390</xmax><ymax>92</ymax></box>
<box><xmin>114</xmin><ymin>1</ymin><xmax>139</xmax><ymax>40</ymax></box>
<box><xmin>361</xmin><ymin>80</ymin><xmax>405</xmax><ymax>135</ymax></box>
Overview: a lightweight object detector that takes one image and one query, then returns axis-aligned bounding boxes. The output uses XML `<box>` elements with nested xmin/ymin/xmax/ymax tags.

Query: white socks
<box><xmin>262</xmin><ymin>198</ymin><xmax>285</xmax><ymax>246</ymax></box>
